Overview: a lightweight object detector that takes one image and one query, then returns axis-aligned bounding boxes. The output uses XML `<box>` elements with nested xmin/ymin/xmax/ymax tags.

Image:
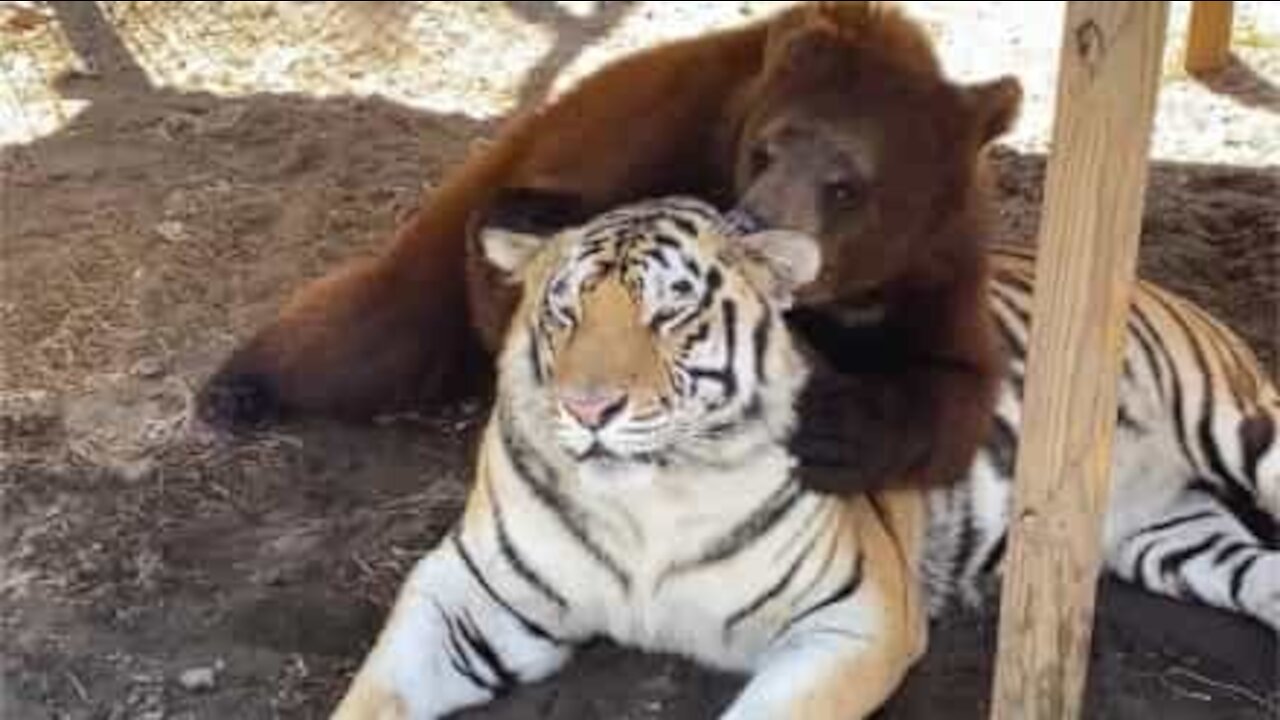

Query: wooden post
<box><xmin>1185</xmin><ymin>1</ymin><xmax>1233</xmax><ymax>75</ymax></box>
<box><xmin>989</xmin><ymin>3</ymin><xmax>1169</xmax><ymax>720</ymax></box>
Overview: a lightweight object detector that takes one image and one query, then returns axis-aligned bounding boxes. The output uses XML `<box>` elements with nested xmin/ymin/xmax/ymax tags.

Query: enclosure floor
<box><xmin>2</xmin><ymin>3</ymin><xmax>1278</xmax><ymax>718</ymax></box>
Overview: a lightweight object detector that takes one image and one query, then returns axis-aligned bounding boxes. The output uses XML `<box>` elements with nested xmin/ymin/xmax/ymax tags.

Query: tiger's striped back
<box><xmin>922</xmin><ymin>245</ymin><xmax>1279</xmax><ymax>625</ymax></box>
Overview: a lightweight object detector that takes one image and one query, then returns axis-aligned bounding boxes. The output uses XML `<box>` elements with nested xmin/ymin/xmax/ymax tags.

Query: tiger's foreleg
<box><xmin>720</xmin><ymin>496</ymin><xmax>929</xmax><ymax>720</ymax></box>
<box><xmin>332</xmin><ymin>533</ymin><xmax>574</xmax><ymax>720</ymax></box>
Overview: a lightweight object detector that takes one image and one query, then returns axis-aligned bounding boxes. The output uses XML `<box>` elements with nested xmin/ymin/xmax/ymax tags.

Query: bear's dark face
<box><xmin>732</xmin><ymin>27</ymin><xmax>1020</xmax><ymax>304</ymax></box>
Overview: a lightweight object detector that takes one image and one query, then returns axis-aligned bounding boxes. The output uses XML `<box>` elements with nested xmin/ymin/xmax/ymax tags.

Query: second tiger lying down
<box><xmin>332</xmin><ymin>197</ymin><xmax>1280</xmax><ymax>720</ymax></box>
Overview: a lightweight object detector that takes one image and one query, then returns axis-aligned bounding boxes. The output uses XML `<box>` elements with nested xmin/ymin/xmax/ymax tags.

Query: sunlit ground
<box><xmin>2</xmin><ymin>1</ymin><xmax>1278</xmax><ymax>164</ymax></box>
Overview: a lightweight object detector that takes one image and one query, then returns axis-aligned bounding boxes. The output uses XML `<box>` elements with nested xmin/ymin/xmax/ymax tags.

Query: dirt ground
<box><xmin>2</xmin><ymin>2</ymin><xmax>1278</xmax><ymax>719</ymax></box>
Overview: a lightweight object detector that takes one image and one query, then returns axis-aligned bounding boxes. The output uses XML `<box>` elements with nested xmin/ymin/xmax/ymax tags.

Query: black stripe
<box><xmin>723</xmin><ymin>531</ymin><xmax>817</xmax><ymax>637</ymax></box>
<box><xmin>988</xmin><ymin>283</ymin><xmax>1031</xmax><ymax>328</ymax></box>
<box><xmin>1212</xmin><ymin>540</ymin><xmax>1252</xmax><ymax>566</ymax></box>
<box><xmin>1131</xmin><ymin>539</ymin><xmax>1161</xmax><ymax>589</ymax></box>
<box><xmin>1133</xmin><ymin>302</ymin><xmax>1199</xmax><ymax>475</ymax></box>
<box><xmin>1130</xmin><ymin>510</ymin><xmax>1217</xmax><ymax>539</ymax></box>
<box><xmin>702</xmin><ymin>392</ymin><xmax>766</xmax><ymax>439</ymax></box>
<box><xmin>688</xmin><ymin>268</ymin><xmax>723</xmax><ymax>323</ymax></box>
<box><xmin>787</xmin><ymin>525</ymin><xmax>842</xmax><ymax>605</ymax></box>
<box><xmin>721</xmin><ymin>299</ymin><xmax>738</xmax><ymax>395</ymax></box>
<box><xmin>771</xmin><ymin>502</ymin><xmax>831</xmax><ymax>563</ymax></box>
<box><xmin>680</xmin><ymin>321</ymin><xmax>712</xmax><ymax>355</ymax></box>
<box><xmin>689</xmin><ymin>299</ymin><xmax>739</xmax><ymax>403</ymax></box>
<box><xmin>989</xmin><ymin>303</ymin><xmax>1027</xmax><ymax>365</ymax></box>
<box><xmin>1117</xmin><ymin>403</ymin><xmax>1144</xmax><ymax>433</ymax></box>
<box><xmin>644</xmin><ymin>247</ymin><xmax>672</xmax><ymax>269</ymax></box>
<box><xmin>649</xmin><ymin>308</ymin><xmax>678</xmax><ymax>333</ymax></box>
<box><xmin>650</xmin><ymin>234</ymin><xmax>681</xmax><ymax>252</ymax></box>
<box><xmin>987</xmin><ymin>416</ymin><xmax>1018</xmax><ymax>479</ymax></box>
<box><xmin>950</xmin><ymin>491</ymin><xmax>979</xmax><ymax>590</ymax></box>
<box><xmin>457</xmin><ymin>609</ymin><xmax>517</xmax><ymax>693</ymax></box>
<box><xmin>1149</xmin><ymin>291</ymin><xmax>1250</xmax><ymax>496</ymax></box>
<box><xmin>659</xmin><ymin>481</ymin><xmax>804</xmax><ymax>586</ymax></box>
<box><xmin>1156</xmin><ymin>533</ymin><xmax>1223</xmax><ymax>583</ymax></box>
<box><xmin>986</xmin><ymin>289</ymin><xmax>1029</xmax><ymax>400</ymax></box>
<box><xmin>1008</xmin><ymin>369</ymin><xmax>1026</xmax><ymax>400</ymax></box>
<box><xmin>527</xmin><ymin>323</ymin><xmax>545</xmax><ymax>385</ymax></box>
<box><xmin>438</xmin><ymin>602</ymin><xmax>494</xmax><ymax>691</ymax></box>
<box><xmin>668</xmin><ymin>215</ymin><xmax>698</xmax><ymax>237</ymax></box>
<box><xmin>682</xmin><ymin>255</ymin><xmax>702</xmax><ymax>279</ymax></box>
<box><xmin>1198</xmin><ymin>318</ymin><xmax>1248</xmax><ymax>409</ymax></box>
<box><xmin>1127</xmin><ymin>315</ymin><xmax>1168</xmax><ymax>403</ymax></box>
<box><xmin>777</xmin><ymin>551</ymin><xmax>864</xmax><ymax>639</ymax></box>
<box><xmin>490</xmin><ymin>478</ymin><xmax>570</xmax><ymax>609</ymax></box>
<box><xmin>1229</xmin><ymin>553</ymin><xmax>1260</xmax><ymax>609</ymax></box>
<box><xmin>1189</xmin><ymin>300</ymin><xmax>1258</xmax><ymax>404</ymax></box>
<box><xmin>1189</xmin><ymin>479</ymin><xmax>1277</xmax><ymax>547</ymax></box>
<box><xmin>668</xmin><ymin>273</ymin><xmax>721</xmax><ymax>335</ymax></box>
<box><xmin>451</xmin><ymin>534</ymin><xmax>568</xmax><ymax>645</ymax></box>
<box><xmin>994</xmin><ymin>270</ymin><xmax>1034</xmax><ymax>297</ymax></box>
<box><xmin>991</xmin><ymin>246</ymin><xmax>1037</xmax><ymax>264</ymax></box>
<box><xmin>978</xmin><ymin>533</ymin><xmax>1007</xmax><ymax>576</ymax></box>
<box><xmin>753</xmin><ymin>311</ymin><xmax>772</xmax><ymax>384</ymax></box>
<box><xmin>1240</xmin><ymin>414</ymin><xmax>1274</xmax><ymax>489</ymax></box>
<box><xmin>692</xmin><ymin>480</ymin><xmax>801</xmax><ymax>564</ymax></box>
<box><xmin>499</xmin><ymin>410</ymin><xmax>632</xmax><ymax>591</ymax></box>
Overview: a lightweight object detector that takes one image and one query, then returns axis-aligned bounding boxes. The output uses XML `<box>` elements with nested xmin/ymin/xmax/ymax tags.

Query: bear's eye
<box><xmin>824</xmin><ymin>178</ymin><xmax>863</xmax><ymax>208</ymax></box>
<box><xmin>749</xmin><ymin>145</ymin><xmax>772</xmax><ymax>176</ymax></box>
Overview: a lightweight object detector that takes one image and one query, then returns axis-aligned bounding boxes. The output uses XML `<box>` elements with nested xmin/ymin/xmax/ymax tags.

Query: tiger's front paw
<box><xmin>331</xmin><ymin>677</ymin><xmax>411</xmax><ymax>720</ymax></box>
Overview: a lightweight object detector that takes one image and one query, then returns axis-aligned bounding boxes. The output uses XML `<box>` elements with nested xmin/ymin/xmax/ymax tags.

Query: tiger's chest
<box><xmin>511</xmin><ymin>454</ymin><xmax>824</xmax><ymax>671</ymax></box>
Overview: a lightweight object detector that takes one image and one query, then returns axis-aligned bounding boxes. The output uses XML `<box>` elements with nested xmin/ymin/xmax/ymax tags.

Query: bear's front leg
<box><xmin>332</xmin><ymin>534</ymin><xmax>574</xmax><ymax>720</ymax></box>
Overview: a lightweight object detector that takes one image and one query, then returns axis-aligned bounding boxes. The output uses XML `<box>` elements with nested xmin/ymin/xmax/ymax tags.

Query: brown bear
<box><xmin>198</xmin><ymin>1</ymin><xmax>1022</xmax><ymax>494</ymax></box>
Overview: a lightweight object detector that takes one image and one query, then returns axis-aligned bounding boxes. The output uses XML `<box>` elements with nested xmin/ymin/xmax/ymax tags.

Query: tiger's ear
<box><xmin>479</xmin><ymin>225</ymin><xmax>545</xmax><ymax>275</ymax></box>
<box><xmin>474</xmin><ymin>188</ymin><xmax>591</xmax><ymax>275</ymax></box>
<box><xmin>733</xmin><ymin>230</ymin><xmax>822</xmax><ymax>307</ymax></box>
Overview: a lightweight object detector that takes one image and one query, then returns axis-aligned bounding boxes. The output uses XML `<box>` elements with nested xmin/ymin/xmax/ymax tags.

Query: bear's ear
<box><xmin>472</xmin><ymin>188</ymin><xmax>590</xmax><ymax>275</ymax></box>
<box><xmin>733</xmin><ymin>230</ymin><xmax>823</xmax><ymax>307</ymax></box>
<box><xmin>963</xmin><ymin>75</ymin><xmax>1023</xmax><ymax>146</ymax></box>
<box><xmin>766</xmin><ymin>24</ymin><xmax>846</xmax><ymax>78</ymax></box>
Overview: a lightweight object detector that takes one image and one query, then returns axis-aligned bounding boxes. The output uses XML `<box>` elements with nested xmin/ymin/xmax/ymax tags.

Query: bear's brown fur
<box><xmin>198</xmin><ymin>1</ymin><xmax>1020</xmax><ymax>494</ymax></box>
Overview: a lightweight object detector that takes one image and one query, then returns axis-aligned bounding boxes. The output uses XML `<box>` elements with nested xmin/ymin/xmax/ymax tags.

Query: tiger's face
<box><xmin>480</xmin><ymin>197</ymin><xmax>820</xmax><ymax>469</ymax></box>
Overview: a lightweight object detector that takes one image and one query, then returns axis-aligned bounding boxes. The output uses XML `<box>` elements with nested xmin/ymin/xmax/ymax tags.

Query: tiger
<box><xmin>331</xmin><ymin>197</ymin><xmax>1279</xmax><ymax>720</ymax></box>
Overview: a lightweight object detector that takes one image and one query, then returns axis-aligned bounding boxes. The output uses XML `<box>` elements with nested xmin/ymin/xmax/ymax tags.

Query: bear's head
<box><xmin>731</xmin><ymin>1</ymin><xmax>1022</xmax><ymax>303</ymax></box>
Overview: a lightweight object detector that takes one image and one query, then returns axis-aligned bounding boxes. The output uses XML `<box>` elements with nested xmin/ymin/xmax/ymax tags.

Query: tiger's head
<box><xmin>478</xmin><ymin>196</ymin><xmax>821</xmax><ymax>472</ymax></box>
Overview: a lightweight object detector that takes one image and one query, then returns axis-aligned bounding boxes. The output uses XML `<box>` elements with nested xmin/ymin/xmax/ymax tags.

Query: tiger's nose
<box><xmin>559</xmin><ymin>388</ymin><xmax>627</xmax><ymax>429</ymax></box>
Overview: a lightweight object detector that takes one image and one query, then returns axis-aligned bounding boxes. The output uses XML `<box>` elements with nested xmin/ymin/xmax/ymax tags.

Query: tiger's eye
<box><xmin>671</xmin><ymin>280</ymin><xmax>694</xmax><ymax>297</ymax></box>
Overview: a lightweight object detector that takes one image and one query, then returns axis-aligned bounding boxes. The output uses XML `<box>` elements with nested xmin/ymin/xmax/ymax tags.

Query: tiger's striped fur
<box><xmin>332</xmin><ymin>198</ymin><xmax>1278</xmax><ymax>720</ymax></box>
<box><xmin>922</xmin><ymin>245</ymin><xmax>1279</xmax><ymax>624</ymax></box>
